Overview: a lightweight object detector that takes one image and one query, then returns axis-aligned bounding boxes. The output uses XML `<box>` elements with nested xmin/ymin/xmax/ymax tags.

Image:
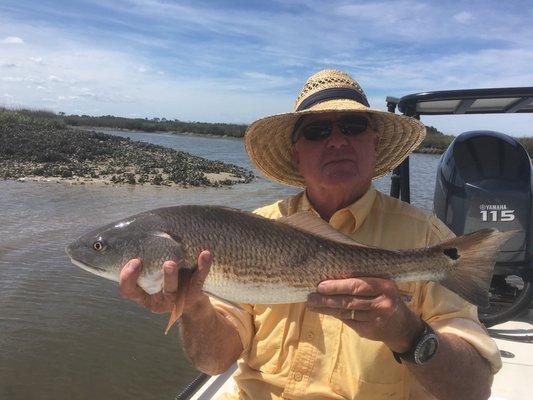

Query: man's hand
<box><xmin>118</xmin><ymin>250</ymin><xmax>213</xmax><ymax>316</ymax></box>
<box><xmin>119</xmin><ymin>252</ymin><xmax>242</xmax><ymax>373</ymax></box>
<box><xmin>307</xmin><ymin>277</ymin><xmax>423</xmax><ymax>353</ymax></box>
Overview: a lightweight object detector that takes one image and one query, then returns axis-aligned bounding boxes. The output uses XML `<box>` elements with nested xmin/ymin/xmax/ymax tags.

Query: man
<box><xmin>119</xmin><ymin>70</ymin><xmax>501</xmax><ymax>399</ymax></box>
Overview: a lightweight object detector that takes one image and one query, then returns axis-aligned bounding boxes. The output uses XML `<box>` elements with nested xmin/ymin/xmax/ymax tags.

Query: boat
<box><xmin>178</xmin><ymin>87</ymin><xmax>533</xmax><ymax>400</ymax></box>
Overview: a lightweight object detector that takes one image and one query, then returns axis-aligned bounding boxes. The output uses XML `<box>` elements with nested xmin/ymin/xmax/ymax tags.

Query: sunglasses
<box><xmin>293</xmin><ymin>116</ymin><xmax>371</xmax><ymax>142</ymax></box>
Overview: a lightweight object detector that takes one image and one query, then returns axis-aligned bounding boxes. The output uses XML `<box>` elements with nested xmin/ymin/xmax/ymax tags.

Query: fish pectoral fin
<box><xmin>164</xmin><ymin>273</ymin><xmax>187</xmax><ymax>335</ymax></box>
<box><xmin>164</xmin><ymin>303</ymin><xmax>182</xmax><ymax>335</ymax></box>
<box><xmin>278</xmin><ymin>212</ymin><xmax>369</xmax><ymax>247</ymax></box>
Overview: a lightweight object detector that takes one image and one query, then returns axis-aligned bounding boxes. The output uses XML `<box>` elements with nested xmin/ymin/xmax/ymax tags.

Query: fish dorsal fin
<box><xmin>278</xmin><ymin>212</ymin><xmax>365</xmax><ymax>246</ymax></box>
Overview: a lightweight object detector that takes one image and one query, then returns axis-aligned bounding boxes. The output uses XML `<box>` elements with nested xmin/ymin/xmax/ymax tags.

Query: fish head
<box><xmin>66</xmin><ymin>213</ymin><xmax>186</xmax><ymax>292</ymax></box>
<box><xmin>66</xmin><ymin>218</ymin><xmax>146</xmax><ymax>282</ymax></box>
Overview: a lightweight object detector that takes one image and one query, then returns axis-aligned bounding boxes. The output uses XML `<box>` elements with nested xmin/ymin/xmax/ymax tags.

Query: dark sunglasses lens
<box><xmin>302</xmin><ymin>123</ymin><xmax>332</xmax><ymax>141</ymax></box>
<box><xmin>340</xmin><ymin>117</ymin><xmax>368</xmax><ymax>136</ymax></box>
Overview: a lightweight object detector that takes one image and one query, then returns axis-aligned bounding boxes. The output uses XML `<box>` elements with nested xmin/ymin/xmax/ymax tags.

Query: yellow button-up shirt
<box><xmin>212</xmin><ymin>187</ymin><xmax>501</xmax><ymax>400</ymax></box>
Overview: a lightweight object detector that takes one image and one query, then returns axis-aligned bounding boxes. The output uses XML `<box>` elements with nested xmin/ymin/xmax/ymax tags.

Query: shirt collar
<box><xmin>296</xmin><ymin>185</ymin><xmax>377</xmax><ymax>234</ymax></box>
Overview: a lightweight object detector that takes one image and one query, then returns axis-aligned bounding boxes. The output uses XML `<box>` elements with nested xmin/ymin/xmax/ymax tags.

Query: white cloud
<box><xmin>2</xmin><ymin>36</ymin><xmax>24</xmax><ymax>44</ymax></box>
<box><xmin>242</xmin><ymin>72</ymin><xmax>297</xmax><ymax>88</ymax></box>
<box><xmin>454</xmin><ymin>11</ymin><xmax>473</xmax><ymax>24</ymax></box>
<box><xmin>58</xmin><ymin>95</ymin><xmax>79</xmax><ymax>101</ymax></box>
<box><xmin>1</xmin><ymin>77</ymin><xmax>24</xmax><ymax>82</ymax></box>
<box><xmin>29</xmin><ymin>56</ymin><xmax>44</xmax><ymax>64</ymax></box>
<box><xmin>48</xmin><ymin>75</ymin><xmax>63</xmax><ymax>82</ymax></box>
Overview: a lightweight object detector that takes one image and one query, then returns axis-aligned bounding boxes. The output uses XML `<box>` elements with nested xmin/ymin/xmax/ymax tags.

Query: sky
<box><xmin>1</xmin><ymin>0</ymin><xmax>532</xmax><ymax>136</ymax></box>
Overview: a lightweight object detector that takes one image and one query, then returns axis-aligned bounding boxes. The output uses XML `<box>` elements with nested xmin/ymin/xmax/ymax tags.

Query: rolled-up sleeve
<box><xmin>209</xmin><ymin>297</ymin><xmax>254</xmax><ymax>351</ymax></box>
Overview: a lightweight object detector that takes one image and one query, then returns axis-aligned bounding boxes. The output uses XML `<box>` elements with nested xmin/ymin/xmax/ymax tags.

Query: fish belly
<box><xmin>202</xmin><ymin>278</ymin><xmax>312</xmax><ymax>304</ymax></box>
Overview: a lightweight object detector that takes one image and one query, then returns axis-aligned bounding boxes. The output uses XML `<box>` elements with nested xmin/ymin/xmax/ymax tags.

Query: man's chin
<box><xmin>319</xmin><ymin>172</ymin><xmax>361</xmax><ymax>188</ymax></box>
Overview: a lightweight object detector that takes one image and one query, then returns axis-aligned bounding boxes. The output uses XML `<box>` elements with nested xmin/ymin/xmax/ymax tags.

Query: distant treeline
<box><xmin>64</xmin><ymin>114</ymin><xmax>248</xmax><ymax>137</ymax></box>
<box><xmin>420</xmin><ymin>126</ymin><xmax>456</xmax><ymax>153</ymax></box>
<box><xmin>4</xmin><ymin>107</ymin><xmax>533</xmax><ymax>156</ymax></box>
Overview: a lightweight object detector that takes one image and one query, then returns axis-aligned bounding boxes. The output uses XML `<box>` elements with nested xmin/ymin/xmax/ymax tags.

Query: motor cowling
<box><xmin>434</xmin><ymin>130</ymin><xmax>532</xmax><ymax>266</ymax></box>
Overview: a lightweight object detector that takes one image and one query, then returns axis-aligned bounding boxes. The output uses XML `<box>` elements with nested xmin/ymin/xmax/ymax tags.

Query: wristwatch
<box><xmin>392</xmin><ymin>320</ymin><xmax>439</xmax><ymax>365</ymax></box>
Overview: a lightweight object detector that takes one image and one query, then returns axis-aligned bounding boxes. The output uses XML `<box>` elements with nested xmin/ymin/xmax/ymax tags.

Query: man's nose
<box><xmin>325</xmin><ymin>123</ymin><xmax>348</xmax><ymax>148</ymax></box>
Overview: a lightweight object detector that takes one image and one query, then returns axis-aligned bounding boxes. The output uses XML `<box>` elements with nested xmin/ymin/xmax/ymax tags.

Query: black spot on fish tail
<box><xmin>443</xmin><ymin>247</ymin><xmax>460</xmax><ymax>260</ymax></box>
<box><xmin>436</xmin><ymin>229</ymin><xmax>517</xmax><ymax>307</ymax></box>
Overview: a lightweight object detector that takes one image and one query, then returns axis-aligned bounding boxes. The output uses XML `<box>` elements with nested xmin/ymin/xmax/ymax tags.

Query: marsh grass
<box><xmin>0</xmin><ymin>107</ymin><xmax>66</xmax><ymax>129</ymax></box>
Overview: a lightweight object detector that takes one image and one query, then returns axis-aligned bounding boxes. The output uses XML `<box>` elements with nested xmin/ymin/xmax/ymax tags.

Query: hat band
<box><xmin>296</xmin><ymin>87</ymin><xmax>370</xmax><ymax>111</ymax></box>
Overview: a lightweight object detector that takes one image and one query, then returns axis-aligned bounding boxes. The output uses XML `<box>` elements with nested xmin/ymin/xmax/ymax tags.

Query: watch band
<box><xmin>392</xmin><ymin>320</ymin><xmax>439</xmax><ymax>365</ymax></box>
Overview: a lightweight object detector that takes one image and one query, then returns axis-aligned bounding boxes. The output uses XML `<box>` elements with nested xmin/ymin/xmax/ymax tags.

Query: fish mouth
<box><xmin>69</xmin><ymin>257</ymin><xmax>107</xmax><ymax>273</ymax></box>
<box><xmin>65</xmin><ymin>243</ymin><xmax>106</xmax><ymax>273</ymax></box>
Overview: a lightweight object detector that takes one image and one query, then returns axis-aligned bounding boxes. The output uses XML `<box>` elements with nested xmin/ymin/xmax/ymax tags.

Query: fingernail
<box><xmin>127</xmin><ymin>260</ymin><xmax>140</xmax><ymax>271</ymax></box>
<box><xmin>202</xmin><ymin>251</ymin><xmax>212</xmax><ymax>264</ymax></box>
<box><xmin>317</xmin><ymin>282</ymin><xmax>327</xmax><ymax>292</ymax></box>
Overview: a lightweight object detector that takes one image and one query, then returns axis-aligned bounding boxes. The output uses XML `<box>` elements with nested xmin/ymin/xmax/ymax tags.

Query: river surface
<box><xmin>0</xmin><ymin>129</ymin><xmax>441</xmax><ymax>400</ymax></box>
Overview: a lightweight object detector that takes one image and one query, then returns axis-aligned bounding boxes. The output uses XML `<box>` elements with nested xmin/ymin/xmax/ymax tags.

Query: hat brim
<box><xmin>244</xmin><ymin>99</ymin><xmax>426</xmax><ymax>187</ymax></box>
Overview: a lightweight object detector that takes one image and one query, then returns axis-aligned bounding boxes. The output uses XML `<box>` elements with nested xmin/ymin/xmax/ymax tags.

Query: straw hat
<box><xmin>244</xmin><ymin>69</ymin><xmax>426</xmax><ymax>187</ymax></box>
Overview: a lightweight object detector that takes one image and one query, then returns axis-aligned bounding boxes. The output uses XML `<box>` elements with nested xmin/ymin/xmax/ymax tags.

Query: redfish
<box><xmin>66</xmin><ymin>205</ymin><xmax>515</xmax><ymax>332</ymax></box>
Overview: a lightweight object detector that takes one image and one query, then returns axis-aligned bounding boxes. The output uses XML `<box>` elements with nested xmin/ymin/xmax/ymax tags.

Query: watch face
<box><xmin>414</xmin><ymin>334</ymin><xmax>439</xmax><ymax>364</ymax></box>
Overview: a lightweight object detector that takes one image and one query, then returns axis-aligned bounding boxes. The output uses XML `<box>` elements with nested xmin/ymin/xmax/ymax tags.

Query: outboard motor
<box><xmin>434</xmin><ymin>130</ymin><xmax>533</xmax><ymax>325</ymax></box>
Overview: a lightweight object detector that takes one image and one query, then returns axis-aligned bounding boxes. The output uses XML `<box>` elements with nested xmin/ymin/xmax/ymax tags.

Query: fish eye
<box><xmin>92</xmin><ymin>241</ymin><xmax>106</xmax><ymax>251</ymax></box>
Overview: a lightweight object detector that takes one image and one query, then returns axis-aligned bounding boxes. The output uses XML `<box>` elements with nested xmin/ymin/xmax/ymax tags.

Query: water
<box><xmin>0</xmin><ymin>129</ymin><xmax>441</xmax><ymax>400</ymax></box>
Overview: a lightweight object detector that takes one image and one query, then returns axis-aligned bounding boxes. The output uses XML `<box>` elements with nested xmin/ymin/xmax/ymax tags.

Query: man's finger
<box><xmin>317</xmin><ymin>277</ymin><xmax>391</xmax><ymax>296</ymax></box>
<box><xmin>196</xmin><ymin>250</ymin><xmax>212</xmax><ymax>281</ymax></box>
<box><xmin>119</xmin><ymin>259</ymin><xmax>145</xmax><ymax>299</ymax></box>
<box><xmin>308</xmin><ymin>305</ymin><xmax>375</xmax><ymax>321</ymax></box>
<box><xmin>163</xmin><ymin>260</ymin><xmax>180</xmax><ymax>294</ymax></box>
<box><xmin>187</xmin><ymin>250</ymin><xmax>212</xmax><ymax>294</ymax></box>
<box><xmin>198</xmin><ymin>250</ymin><xmax>212</xmax><ymax>274</ymax></box>
<box><xmin>307</xmin><ymin>293</ymin><xmax>374</xmax><ymax>310</ymax></box>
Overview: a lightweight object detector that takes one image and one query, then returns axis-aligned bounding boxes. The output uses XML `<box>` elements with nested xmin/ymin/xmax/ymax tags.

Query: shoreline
<box><xmin>82</xmin><ymin>126</ymin><xmax>243</xmax><ymax>141</ymax></box>
<box><xmin>9</xmin><ymin>170</ymin><xmax>248</xmax><ymax>188</ymax></box>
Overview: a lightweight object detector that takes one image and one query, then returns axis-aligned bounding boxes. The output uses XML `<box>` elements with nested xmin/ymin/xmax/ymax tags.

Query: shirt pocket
<box><xmin>329</xmin><ymin>324</ymin><xmax>407</xmax><ymax>399</ymax></box>
<box><xmin>246</xmin><ymin>304</ymin><xmax>290</xmax><ymax>374</ymax></box>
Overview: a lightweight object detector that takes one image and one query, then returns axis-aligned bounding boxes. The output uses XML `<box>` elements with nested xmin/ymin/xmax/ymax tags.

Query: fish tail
<box><xmin>436</xmin><ymin>229</ymin><xmax>517</xmax><ymax>307</ymax></box>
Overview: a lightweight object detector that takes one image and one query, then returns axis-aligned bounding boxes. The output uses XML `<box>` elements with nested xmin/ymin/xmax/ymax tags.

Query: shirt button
<box><xmin>294</xmin><ymin>372</ymin><xmax>303</xmax><ymax>382</ymax></box>
<box><xmin>306</xmin><ymin>332</ymin><xmax>314</xmax><ymax>340</ymax></box>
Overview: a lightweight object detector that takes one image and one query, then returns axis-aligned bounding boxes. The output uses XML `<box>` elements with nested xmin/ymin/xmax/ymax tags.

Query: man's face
<box><xmin>291</xmin><ymin>112</ymin><xmax>378</xmax><ymax>192</ymax></box>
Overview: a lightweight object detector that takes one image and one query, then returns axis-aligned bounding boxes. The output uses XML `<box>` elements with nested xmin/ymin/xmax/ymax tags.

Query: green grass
<box><xmin>418</xmin><ymin>130</ymin><xmax>455</xmax><ymax>152</ymax></box>
<box><xmin>0</xmin><ymin>107</ymin><xmax>66</xmax><ymax>129</ymax></box>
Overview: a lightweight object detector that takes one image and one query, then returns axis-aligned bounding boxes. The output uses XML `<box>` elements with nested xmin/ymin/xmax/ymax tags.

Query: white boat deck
<box><xmin>489</xmin><ymin>310</ymin><xmax>533</xmax><ymax>400</ymax></box>
<box><xmin>189</xmin><ymin>311</ymin><xmax>533</xmax><ymax>400</ymax></box>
